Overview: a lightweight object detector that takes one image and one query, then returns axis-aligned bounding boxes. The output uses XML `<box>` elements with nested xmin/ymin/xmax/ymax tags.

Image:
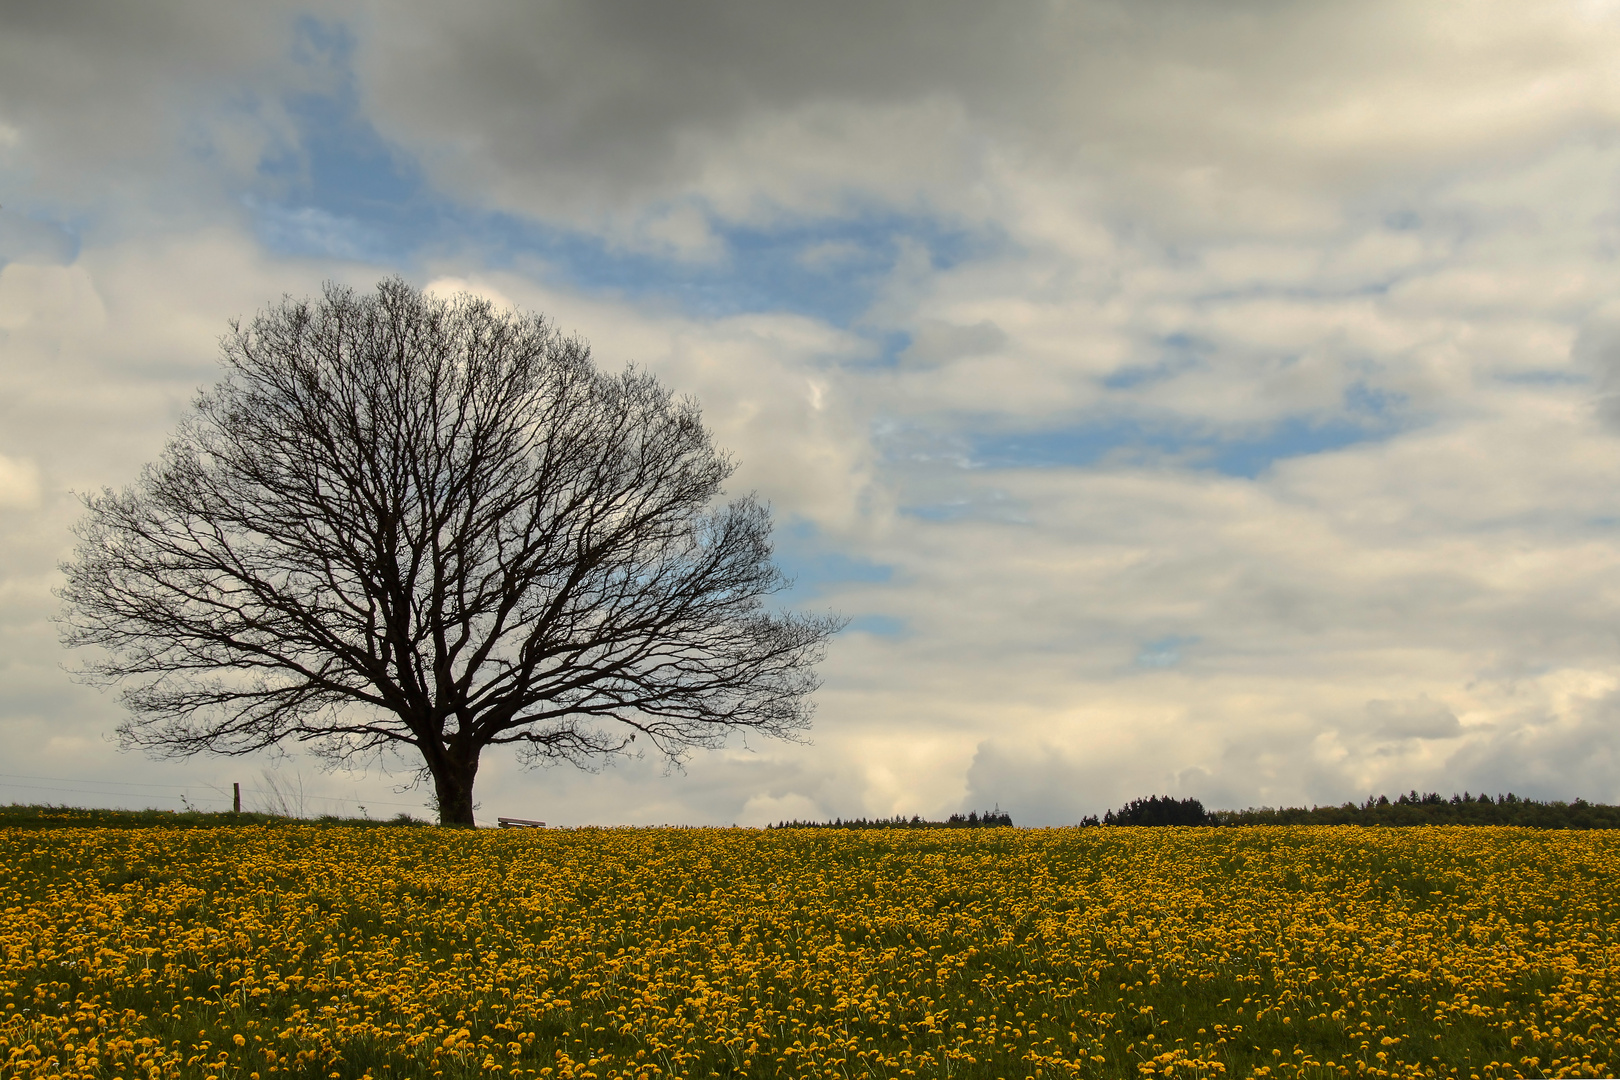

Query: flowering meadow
<box><xmin>1</xmin><ymin>825</ymin><xmax>1616</xmax><ymax>1080</ymax></box>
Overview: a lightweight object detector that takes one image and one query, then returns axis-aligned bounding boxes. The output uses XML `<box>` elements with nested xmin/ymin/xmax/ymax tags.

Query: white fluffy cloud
<box><xmin>4</xmin><ymin>2</ymin><xmax>1620</xmax><ymax>823</ymax></box>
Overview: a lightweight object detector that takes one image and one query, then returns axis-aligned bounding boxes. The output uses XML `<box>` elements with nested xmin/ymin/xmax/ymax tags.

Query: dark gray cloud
<box><xmin>352</xmin><ymin>0</ymin><xmax>1047</xmax><ymax>214</ymax></box>
<box><xmin>342</xmin><ymin>0</ymin><xmax>1620</xmax><ymax>236</ymax></box>
<box><xmin>0</xmin><ymin>3</ymin><xmax>303</xmax><ymax>207</ymax></box>
<box><xmin>1366</xmin><ymin>698</ymin><xmax>1462</xmax><ymax>740</ymax></box>
<box><xmin>7</xmin><ymin>1</ymin><xmax>1616</xmax><ymax>237</ymax></box>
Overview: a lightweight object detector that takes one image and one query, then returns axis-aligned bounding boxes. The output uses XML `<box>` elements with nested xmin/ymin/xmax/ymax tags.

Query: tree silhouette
<box><xmin>60</xmin><ymin>279</ymin><xmax>842</xmax><ymax>825</ymax></box>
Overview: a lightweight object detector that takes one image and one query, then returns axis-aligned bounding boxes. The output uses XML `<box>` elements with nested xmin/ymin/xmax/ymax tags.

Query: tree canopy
<box><xmin>59</xmin><ymin>279</ymin><xmax>842</xmax><ymax>825</ymax></box>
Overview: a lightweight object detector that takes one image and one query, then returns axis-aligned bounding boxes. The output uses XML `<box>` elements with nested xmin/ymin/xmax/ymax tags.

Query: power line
<box><xmin>0</xmin><ymin>772</ymin><xmax>201</xmax><ymax>790</ymax></box>
<box><xmin>0</xmin><ymin>775</ymin><xmax>430</xmax><ymax>811</ymax></box>
<box><xmin>0</xmin><ymin>782</ymin><xmax>189</xmax><ymax>802</ymax></box>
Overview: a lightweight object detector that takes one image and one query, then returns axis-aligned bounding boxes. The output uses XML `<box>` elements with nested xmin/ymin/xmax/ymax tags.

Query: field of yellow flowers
<box><xmin>1</xmin><ymin>825</ymin><xmax>1616</xmax><ymax>1080</ymax></box>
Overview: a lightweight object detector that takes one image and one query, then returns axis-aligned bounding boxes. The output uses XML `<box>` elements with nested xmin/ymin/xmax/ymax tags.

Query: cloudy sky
<box><xmin>7</xmin><ymin>1</ymin><xmax>1620</xmax><ymax>825</ymax></box>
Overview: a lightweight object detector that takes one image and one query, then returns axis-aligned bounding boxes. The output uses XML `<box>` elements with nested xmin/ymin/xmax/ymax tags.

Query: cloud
<box><xmin>1365</xmin><ymin>698</ymin><xmax>1463</xmax><ymax>740</ymax></box>
<box><xmin>329</xmin><ymin>0</ymin><xmax>1620</xmax><ymax>245</ymax></box>
<box><xmin>1573</xmin><ymin>299</ymin><xmax>1620</xmax><ymax>425</ymax></box>
<box><xmin>0</xmin><ymin>4</ymin><xmax>306</xmax><ymax>207</ymax></box>
<box><xmin>611</xmin><ymin>202</ymin><xmax>726</xmax><ymax>263</ymax></box>
<box><xmin>0</xmin><ymin>455</ymin><xmax>39</xmax><ymax>510</ymax></box>
<box><xmin>899</xmin><ymin>319</ymin><xmax>1006</xmax><ymax>368</ymax></box>
<box><xmin>0</xmin><ymin>211</ymin><xmax>77</xmax><ymax>266</ymax></box>
<box><xmin>0</xmin><ymin>262</ymin><xmax>104</xmax><ymax>332</ymax></box>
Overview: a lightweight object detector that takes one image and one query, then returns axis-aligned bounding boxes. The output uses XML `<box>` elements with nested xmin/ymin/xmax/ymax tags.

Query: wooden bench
<box><xmin>497</xmin><ymin>816</ymin><xmax>546</xmax><ymax>828</ymax></box>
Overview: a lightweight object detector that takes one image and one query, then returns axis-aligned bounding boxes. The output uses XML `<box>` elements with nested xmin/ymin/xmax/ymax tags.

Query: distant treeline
<box><xmin>1085</xmin><ymin>792</ymin><xmax>1620</xmax><ymax>829</ymax></box>
<box><xmin>12</xmin><ymin>796</ymin><xmax>1617</xmax><ymax>832</ymax></box>
<box><xmin>769</xmin><ymin>809</ymin><xmax>1014</xmax><ymax>830</ymax></box>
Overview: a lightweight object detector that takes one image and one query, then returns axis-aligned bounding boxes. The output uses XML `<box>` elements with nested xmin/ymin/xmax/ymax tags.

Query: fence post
<box><xmin>233</xmin><ymin>782</ymin><xmax>241</xmax><ymax>813</ymax></box>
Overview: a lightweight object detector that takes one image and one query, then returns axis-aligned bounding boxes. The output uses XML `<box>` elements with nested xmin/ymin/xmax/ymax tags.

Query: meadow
<box><xmin>0</xmin><ymin>825</ymin><xmax>1614</xmax><ymax>1080</ymax></box>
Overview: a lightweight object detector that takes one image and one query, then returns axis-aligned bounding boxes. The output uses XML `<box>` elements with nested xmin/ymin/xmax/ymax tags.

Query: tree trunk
<box><xmin>431</xmin><ymin>748</ymin><xmax>480</xmax><ymax>827</ymax></box>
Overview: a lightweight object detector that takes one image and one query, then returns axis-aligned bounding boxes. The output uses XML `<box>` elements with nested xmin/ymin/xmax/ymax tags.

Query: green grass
<box><xmin>0</xmin><ymin>802</ymin><xmax>429</xmax><ymax>829</ymax></box>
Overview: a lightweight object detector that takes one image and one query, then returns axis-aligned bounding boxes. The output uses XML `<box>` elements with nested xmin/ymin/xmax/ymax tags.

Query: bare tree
<box><xmin>59</xmin><ymin>279</ymin><xmax>842</xmax><ymax>826</ymax></box>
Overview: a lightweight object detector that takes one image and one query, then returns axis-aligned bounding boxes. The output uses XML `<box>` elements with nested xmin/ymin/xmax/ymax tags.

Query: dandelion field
<box><xmin>2</xmin><ymin>825</ymin><xmax>1616</xmax><ymax>1080</ymax></box>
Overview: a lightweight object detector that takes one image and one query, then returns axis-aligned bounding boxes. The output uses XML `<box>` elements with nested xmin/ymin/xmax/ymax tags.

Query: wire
<box><xmin>0</xmin><ymin>772</ymin><xmax>201</xmax><ymax>790</ymax></box>
<box><xmin>233</xmin><ymin>790</ymin><xmax>428</xmax><ymax>810</ymax></box>
<box><xmin>0</xmin><ymin>775</ymin><xmax>430</xmax><ymax>812</ymax></box>
<box><xmin>0</xmin><ymin>782</ymin><xmax>188</xmax><ymax>802</ymax></box>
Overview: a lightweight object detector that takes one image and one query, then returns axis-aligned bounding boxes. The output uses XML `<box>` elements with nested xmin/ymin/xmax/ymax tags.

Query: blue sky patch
<box><xmin>968</xmin><ymin>387</ymin><xmax>1405</xmax><ymax>478</ymax></box>
<box><xmin>1204</xmin><ymin>414</ymin><xmax>1387</xmax><ymax>478</ymax></box>
<box><xmin>898</xmin><ymin>502</ymin><xmax>972</xmax><ymax>522</ymax></box>
<box><xmin>771</xmin><ymin>520</ymin><xmax>895</xmax><ymax>600</ymax></box>
<box><xmin>0</xmin><ymin>209</ymin><xmax>80</xmax><ymax>268</ymax></box>
<box><xmin>847</xmin><ymin>614</ymin><xmax>907</xmax><ymax>636</ymax></box>
<box><xmin>1135</xmin><ymin>635</ymin><xmax>1198</xmax><ymax>669</ymax></box>
<box><xmin>1103</xmin><ymin>332</ymin><xmax>1212</xmax><ymax>390</ymax></box>
<box><xmin>778</xmin><ymin>550</ymin><xmax>894</xmax><ymax>595</ymax></box>
<box><xmin>238</xmin><ymin>19</ymin><xmax>999</xmax><ymax>329</ymax></box>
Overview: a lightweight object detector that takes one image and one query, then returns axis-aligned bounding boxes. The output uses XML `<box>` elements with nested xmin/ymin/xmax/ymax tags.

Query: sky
<box><xmin>6</xmin><ymin>1</ymin><xmax>1620</xmax><ymax>826</ymax></box>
